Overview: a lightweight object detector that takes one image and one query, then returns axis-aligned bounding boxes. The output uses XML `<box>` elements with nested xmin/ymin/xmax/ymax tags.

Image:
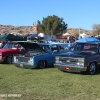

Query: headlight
<box><xmin>78</xmin><ymin>58</ymin><xmax>84</xmax><ymax>63</ymax></box>
<box><xmin>28</xmin><ymin>58</ymin><xmax>33</xmax><ymax>64</ymax></box>
<box><xmin>77</xmin><ymin>62</ymin><xmax>84</xmax><ymax>66</ymax></box>
<box><xmin>13</xmin><ymin>56</ymin><xmax>16</xmax><ymax>62</ymax></box>
<box><xmin>77</xmin><ymin>58</ymin><xmax>84</xmax><ymax>66</ymax></box>
<box><xmin>55</xmin><ymin>56</ymin><xmax>60</xmax><ymax>63</ymax></box>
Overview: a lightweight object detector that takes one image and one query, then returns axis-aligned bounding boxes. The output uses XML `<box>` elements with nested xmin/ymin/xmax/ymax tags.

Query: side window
<box><xmin>18</xmin><ymin>45</ymin><xmax>25</xmax><ymax>50</ymax></box>
<box><xmin>11</xmin><ymin>44</ymin><xmax>18</xmax><ymax>48</ymax></box>
<box><xmin>83</xmin><ymin>44</ymin><xmax>98</xmax><ymax>52</ymax></box>
<box><xmin>8</xmin><ymin>43</ymin><xmax>12</xmax><ymax>48</ymax></box>
<box><xmin>44</xmin><ymin>45</ymin><xmax>50</xmax><ymax>52</ymax></box>
<box><xmin>3</xmin><ymin>43</ymin><xmax>10</xmax><ymax>48</ymax></box>
<box><xmin>39</xmin><ymin>45</ymin><xmax>50</xmax><ymax>52</ymax></box>
<box><xmin>14</xmin><ymin>44</ymin><xmax>19</xmax><ymax>48</ymax></box>
<box><xmin>51</xmin><ymin>45</ymin><xmax>59</xmax><ymax>52</ymax></box>
<box><xmin>60</xmin><ymin>46</ymin><xmax>65</xmax><ymax>51</ymax></box>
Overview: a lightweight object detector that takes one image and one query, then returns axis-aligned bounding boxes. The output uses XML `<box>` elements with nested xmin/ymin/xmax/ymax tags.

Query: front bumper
<box><xmin>54</xmin><ymin>63</ymin><xmax>87</xmax><ymax>72</ymax></box>
<box><xmin>13</xmin><ymin>62</ymin><xmax>36</xmax><ymax>69</ymax></box>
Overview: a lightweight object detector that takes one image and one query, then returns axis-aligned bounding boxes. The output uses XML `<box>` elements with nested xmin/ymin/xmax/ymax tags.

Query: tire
<box><xmin>87</xmin><ymin>63</ymin><xmax>96</xmax><ymax>75</ymax></box>
<box><xmin>38</xmin><ymin>60</ymin><xmax>46</xmax><ymax>69</ymax></box>
<box><xmin>6</xmin><ymin>56</ymin><xmax>13</xmax><ymax>64</ymax></box>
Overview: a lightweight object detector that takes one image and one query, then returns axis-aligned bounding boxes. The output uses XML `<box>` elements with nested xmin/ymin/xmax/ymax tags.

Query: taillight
<box><xmin>84</xmin><ymin>58</ymin><xmax>88</xmax><ymax>66</ymax></box>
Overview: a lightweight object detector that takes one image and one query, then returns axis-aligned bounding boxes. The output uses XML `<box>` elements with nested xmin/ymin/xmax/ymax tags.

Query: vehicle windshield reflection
<box><xmin>73</xmin><ymin>43</ymin><xmax>98</xmax><ymax>53</ymax></box>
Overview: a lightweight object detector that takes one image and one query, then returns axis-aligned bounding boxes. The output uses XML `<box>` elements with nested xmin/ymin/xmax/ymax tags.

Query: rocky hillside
<box><xmin>0</xmin><ymin>24</ymin><xmax>33</xmax><ymax>35</ymax></box>
<box><xmin>0</xmin><ymin>24</ymin><xmax>92</xmax><ymax>35</ymax></box>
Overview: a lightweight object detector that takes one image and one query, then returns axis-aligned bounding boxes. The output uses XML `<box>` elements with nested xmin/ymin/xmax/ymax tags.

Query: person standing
<box><xmin>0</xmin><ymin>41</ymin><xmax>3</xmax><ymax>48</ymax></box>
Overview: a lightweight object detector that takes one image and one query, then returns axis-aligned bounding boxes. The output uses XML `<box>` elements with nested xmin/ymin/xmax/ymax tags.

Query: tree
<box><xmin>92</xmin><ymin>24</ymin><xmax>100</xmax><ymax>36</ymax></box>
<box><xmin>37</xmin><ymin>15</ymin><xmax>68</xmax><ymax>36</ymax></box>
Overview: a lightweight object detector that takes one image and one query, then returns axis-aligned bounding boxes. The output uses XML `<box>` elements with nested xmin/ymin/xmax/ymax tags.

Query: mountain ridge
<box><xmin>0</xmin><ymin>24</ymin><xmax>92</xmax><ymax>35</ymax></box>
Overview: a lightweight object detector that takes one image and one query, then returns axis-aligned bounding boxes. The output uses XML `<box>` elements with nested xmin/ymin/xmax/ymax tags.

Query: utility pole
<box><xmin>79</xmin><ymin>28</ymin><xmax>80</xmax><ymax>39</ymax></box>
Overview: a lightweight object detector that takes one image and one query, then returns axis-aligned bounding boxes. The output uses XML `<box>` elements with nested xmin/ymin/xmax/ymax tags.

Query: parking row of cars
<box><xmin>0</xmin><ymin>41</ymin><xmax>100</xmax><ymax>75</ymax></box>
<box><xmin>0</xmin><ymin>41</ymin><xmax>69</xmax><ymax>65</ymax></box>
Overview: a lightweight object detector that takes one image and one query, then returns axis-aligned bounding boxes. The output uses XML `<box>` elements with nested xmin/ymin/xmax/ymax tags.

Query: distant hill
<box><xmin>0</xmin><ymin>24</ymin><xmax>92</xmax><ymax>35</ymax></box>
<box><xmin>0</xmin><ymin>24</ymin><xmax>33</xmax><ymax>35</ymax></box>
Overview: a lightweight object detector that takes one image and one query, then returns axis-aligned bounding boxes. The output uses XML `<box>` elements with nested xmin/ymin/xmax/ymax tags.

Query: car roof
<box><xmin>76</xmin><ymin>41</ymin><xmax>100</xmax><ymax>44</ymax></box>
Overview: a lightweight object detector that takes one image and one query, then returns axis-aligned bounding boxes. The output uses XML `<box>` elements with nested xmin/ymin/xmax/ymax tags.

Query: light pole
<box><xmin>79</xmin><ymin>28</ymin><xmax>80</xmax><ymax>39</ymax></box>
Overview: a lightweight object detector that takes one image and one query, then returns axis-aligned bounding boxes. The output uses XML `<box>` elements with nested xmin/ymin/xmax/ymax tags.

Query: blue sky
<box><xmin>0</xmin><ymin>0</ymin><xmax>100</xmax><ymax>30</ymax></box>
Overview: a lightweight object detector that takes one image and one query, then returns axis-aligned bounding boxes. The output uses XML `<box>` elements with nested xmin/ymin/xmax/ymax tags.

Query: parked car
<box><xmin>54</xmin><ymin>42</ymin><xmax>100</xmax><ymax>75</ymax></box>
<box><xmin>13</xmin><ymin>41</ymin><xmax>67</xmax><ymax>69</ymax></box>
<box><xmin>0</xmin><ymin>42</ymin><xmax>27</xmax><ymax>64</ymax></box>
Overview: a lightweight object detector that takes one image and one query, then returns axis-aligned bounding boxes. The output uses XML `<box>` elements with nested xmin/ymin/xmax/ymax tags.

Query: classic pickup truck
<box><xmin>54</xmin><ymin>42</ymin><xmax>100</xmax><ymax>75</ymax></box>
<box><xmin>0</xmin><ymin>42</ymin><xmax>27</xmax><ymax>64</ymax></box>
<box><xmin>13</xmin><ymin>41</ymin><xmax>68</xmax><ymax>69</ymax></box>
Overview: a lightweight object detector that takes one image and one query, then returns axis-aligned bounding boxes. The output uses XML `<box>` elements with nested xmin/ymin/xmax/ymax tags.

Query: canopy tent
<box><xmin>79</xmin><ymin>33</ymin><xmax>90</xmax><ymax>39</ymax></box>
<box><xmin>76</xmin><ymin>37</ymin><xmax>100</xmax><ymax>42</ymax></box>
<box><xmin>46</xmin><ymin>37</ymin><xmax>56</xmax><ymax>42</ymax></box>
<box><xmin>62</xmin><ymin>33</ymin><xmax>70</xmax><ymax>36</ymax></box>
<box><xmin>38</xmin><ymin>33</ymin><xmax>44</xmax><ymax>37</ymax></box>
<box><xmin>0</xmin><ymin>34</ymin><xmax>26</xmax><ymax>41</ymax></box>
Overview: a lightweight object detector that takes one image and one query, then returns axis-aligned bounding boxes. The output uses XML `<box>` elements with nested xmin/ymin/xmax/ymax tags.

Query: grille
<box><xmin>59</xmin><ymin>57</ymin><xmax>78</xmax><ymax>64</ymax></box>
<box><xmin>16</xmin><ymin>57</ymin><xmax>30</xmax><ymax>62</ymax></box>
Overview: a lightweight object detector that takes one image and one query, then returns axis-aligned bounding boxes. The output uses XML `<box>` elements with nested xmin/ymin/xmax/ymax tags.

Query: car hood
<box><xmin>57</xmin><ymin>51</ymin><xmax>92</xmax><ymax>58</ymax></box>
<box><xmin>18</xmin><ymin>41</ymin><xmax>45</xmax><ymax>52</ymax></box>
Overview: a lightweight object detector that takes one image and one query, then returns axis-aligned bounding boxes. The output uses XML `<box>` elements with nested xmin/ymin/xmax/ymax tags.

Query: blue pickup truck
<box><xmin>13</xmin><ymin>41</ymin><xmax>67</xmax><ymax>69</ymax></box>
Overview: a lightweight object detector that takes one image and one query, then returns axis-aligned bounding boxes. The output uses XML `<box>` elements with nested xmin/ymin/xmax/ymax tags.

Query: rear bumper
<box><xmin>13</xmin><ymin>63</ymin><xmax>36</xmax><ymax>69</ymax></box>
<box><xmin>54</xmin><ymin>63</ymin><xmax>87</xmax><ymax>72</ymax></box>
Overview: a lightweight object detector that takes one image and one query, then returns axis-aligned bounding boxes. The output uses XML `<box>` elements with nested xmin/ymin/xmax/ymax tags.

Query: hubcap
<box><xmin>89</xmin><ymin>63</ymin><xmax>96</xmax><ymax>74</ymax></box>
<box><xmin>7</xmin><ymin>56</ymin><xmax>12</xmax><ymax>64</ymax></box>
<box><xmin>39</xmin><ymin>60</ymin><xmax>45</xmax><ymax>68</ymax></box>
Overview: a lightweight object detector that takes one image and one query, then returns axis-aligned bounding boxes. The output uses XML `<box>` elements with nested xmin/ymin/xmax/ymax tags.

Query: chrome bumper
<box><xmin>13</xmin><ymin>63</ymin><xmax>36</xmax><ymax>69</ymax></box>
<box><xmin>54</xmin><ymin>63</ymin><xmax>87</xmax><ymax>72</ymax></box>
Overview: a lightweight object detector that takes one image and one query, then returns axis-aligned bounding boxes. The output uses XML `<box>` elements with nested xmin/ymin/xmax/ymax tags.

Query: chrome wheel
<box><xmin>6</xmin><ymin>56</ymin><xmax>13</xmax><ymax>64</ymax></box>
<box><xmin>38</xmin><ymin>60</ymin><xmax>46</xmax><ymax>68</ymax></box>
<box><xmin>88</xmin><ymin>63</ymin><xmax>96</xmax><ymax>75</ymax></box>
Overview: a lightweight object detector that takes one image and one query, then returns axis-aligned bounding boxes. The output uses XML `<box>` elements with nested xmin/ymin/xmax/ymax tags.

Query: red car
<box><xmin>0</xmin><ymin>42</ymin><xmax>27</xmax><ymax>64</ymax></box>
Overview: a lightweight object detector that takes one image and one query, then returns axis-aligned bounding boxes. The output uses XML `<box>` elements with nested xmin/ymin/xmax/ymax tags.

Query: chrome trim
<box><xmin>13</xmin><ymin>63</ymin><xmax>36</xmax><ymax>69</ymax></box>
<box><xmin>54</xmin><ymin>63</ymin><xmax>87</xmax><ymax>71</ymax></box>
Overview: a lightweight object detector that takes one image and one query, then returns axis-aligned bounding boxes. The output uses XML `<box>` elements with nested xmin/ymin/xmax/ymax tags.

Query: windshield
<box><xmin>3</xmin><ymin>42</ymin><xmax>25</xmax><ymax>50</ymax></box>
<box><xmin>3</xmin><ymin>43</ymin><xmax>19</xmax><ymax>49</ymax></box>
<box><xmin>73</xmin><ymin>43</ymin><xmax>98</xmax><ymax>53</ymax></box>
<box><xmin>39</xmin><ymin>45</ymin><xmax>50</xmax><ymax>52</ymax></box>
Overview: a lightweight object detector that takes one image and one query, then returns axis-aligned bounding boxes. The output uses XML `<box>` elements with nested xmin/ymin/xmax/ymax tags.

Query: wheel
<box><xmin>87</xmin><ymin>63</ymin><xmax>96</xmax><ymax>75</ymax></box>
<box><xmin>6</xmin><ymin>56</ymin><xmax>13</xmax><ymax>64</ymax></box>
<box><xmin>38</xmin><ymin>60</ymin><xmax>46</xmax><ymax>69</ymax></box>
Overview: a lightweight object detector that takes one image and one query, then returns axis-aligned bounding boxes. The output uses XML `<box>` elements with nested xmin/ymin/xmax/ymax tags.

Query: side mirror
<box><xmin>52</xmin><ymin>50</ymin><xmax>57</xmax><ymax>54</ymax></box>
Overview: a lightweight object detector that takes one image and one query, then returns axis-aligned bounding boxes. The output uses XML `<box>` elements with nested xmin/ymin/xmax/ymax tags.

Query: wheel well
<box><xmin>89</xmin><ymin>61</ymin><xmax>98</xmax><ymax>68</ymax></box>
<box><xmin>45</xmin><ymin>60</ymin><xmax>47</xmax><ymax>64</ymax></box>
<box><xmin>5</xmin><ymin>55</ymin><xmax>13</xmax><ymax>64</ymax></box>
<box><xmin>37</xmin><ymin>60</ymin><xmax>48</xmax><ymax>67</ymax></box>
<box><xmin>6</xmin><ymin>55</ymin><xmax>13</xmax><ymax>59</ymax></box>
<box><xmin>45</xmin><ymin>60</ymin><xmax>47</xmax><ymax>67</ymax></box>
